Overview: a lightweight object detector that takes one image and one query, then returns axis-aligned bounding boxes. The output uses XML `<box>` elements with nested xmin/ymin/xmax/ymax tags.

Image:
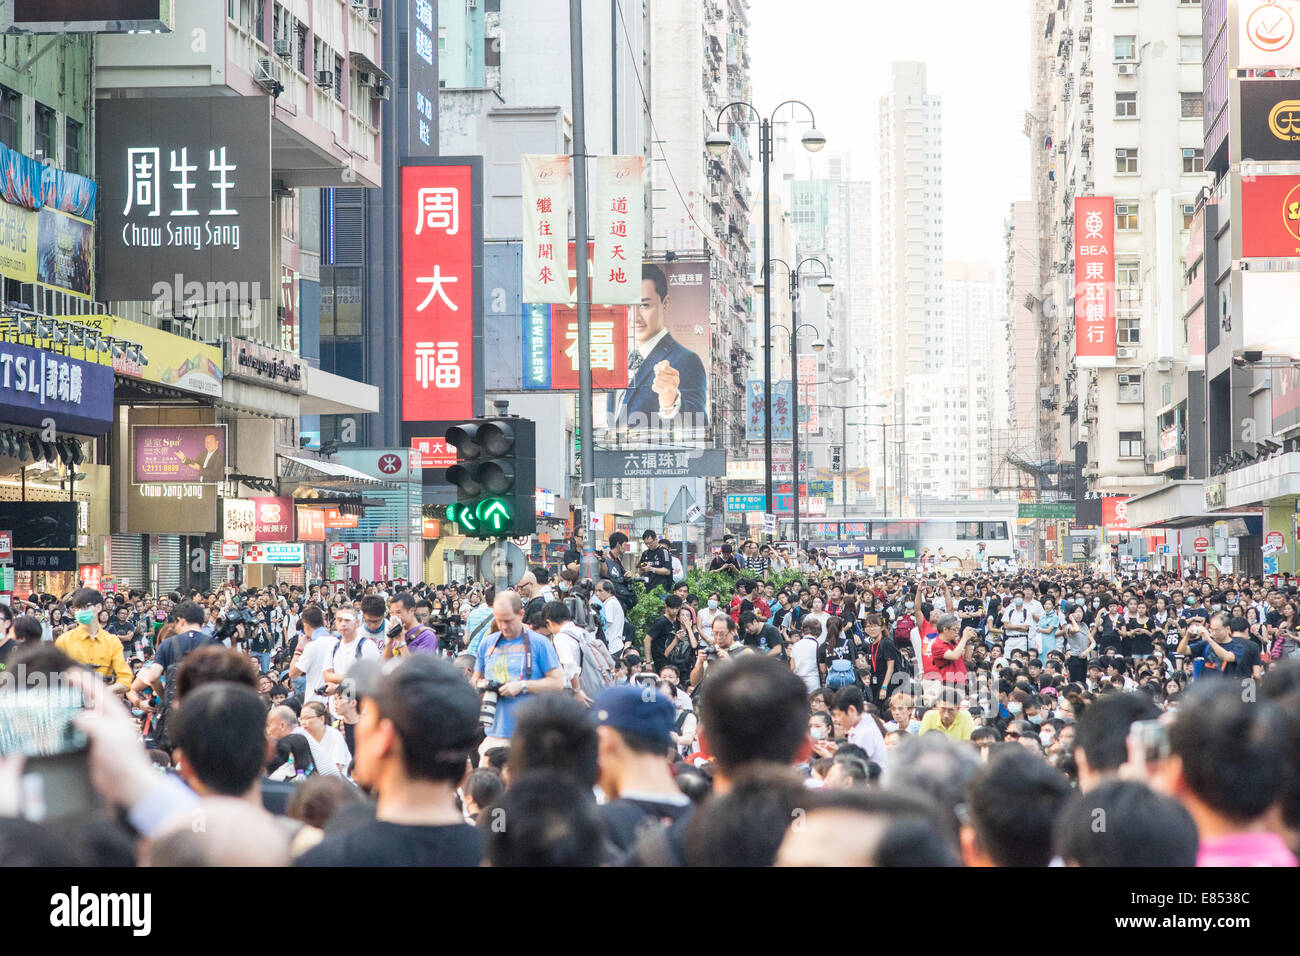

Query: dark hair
<box><xmin>172</xmin><ymin>682</ymin><xmax>269</xmax><ymax>797</ymax></box>
<box><xmin>360</xmin><ymin>595</ymin><xmax>387</xmax><ymax>619</ymax></box>
<box><xmin>300</xmin><ymin>605</ymin><xmax>325</xmax><ymax>630</ymax></box>
<box><xmin>1169</xmin><ymin>681</ymin><xmax>1287</xmax><ymax>823</ymax></box>
<box><xmin>1073</xmin><ymin>691</ymin><xmax>1159</xmax><ymax>774</ymax></box>
<box><xmin>286</xmin><ymin>775</ymin><xmax>365</xmax><ymax>829</ymax></box>
<box><xmin>389</xmin><ymin>592</ymin><xmax>417</xmax><ymax>612</ymax></box>
<box><xmin>699</xmin><ymin>657</ymin><xmax>809</xmax><ymax>773</ymax></box>
<box><xmin>642</xmin><ymin>529</ymin><xmax>657</xmax><ymax>542</ymax></box>
<box><xmin>663</xmin><ymin>594</ymin><xmax>683</xmax><ymax>611</ymax></box>
<box><xmin>370</xmin><ymin>655</ymin><xmax>481</xmax><ymax>783</ymax></box>
<box><xmin>509</xmin><ymin>693</ymin><xmax>600</xmax><ymax>788</ymax></box>
<box><xmin>542</xmin><ymin>600</ymin><xmax>572</xmax><ymax>624</ymax></box>
<box><xmin>609</xmin><ymin>532</ymin><xmax>628</xmax><ymax>550</ymax></box>
<box><xmin>966</xmin><ymin>748</ymin><xmax>1071</xmax><ymax>867</ymax></box>
<box><xmin>12</xmin><ymin>615</ymin><xmax>43</xmax><ymax>644</ymax></box>
<box><xmin>1054</xmin><ymin>780</ymin><xmax>1198</xmax><ymax>867</ymax></box>
<box><xmin>70</xmin><ymin>588</ymin><xmax>103</xmax><ymax>609</ymax></box>
<box><xmin>465</xmin><ymin>767</ymin><xmax>505</xmax><ymax>811</ymax></box>
<box><xmin>642</xmin><ymin>262</ymin><xmax>669</xmax><ymax>301</ymax></box>
<box><xmin>267</xmin><ymin>733</ymin><xmax>316</xmax><ymax>776</ymax></box>
<box><xmin>685</xmin><ymin>766</ymin><xmax>807</xmax><ymax>866</ymax></box>
<box><xmin>481</xmin><ymin>771</ymin><xmax>603</xmax><ymax>867</ymax></box>
<box><xmin>173</xmin><ymin>601</ymin><xmax>206</xmax><ymax>627</ymax></box>
<box><xmin>1226</xmin><ymin>615</ymin><xmax>1250</xmax><ymax>634</ymax></box>
<box><xmin>175</xmin><ymin>646</ymin><xmax>260</xmax><ymax>702</ymax></box>
<box><xmin>833</xmin><ymin>685</ymin><xmax>866</xmax><ymax>716</ymax></box>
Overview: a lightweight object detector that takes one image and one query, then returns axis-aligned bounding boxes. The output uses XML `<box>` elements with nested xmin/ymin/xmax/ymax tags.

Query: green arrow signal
<box><xmin>445</xmin><ymin>503</ymin><xmax>459</xmax><ymax>522</ymax></box>
<box><xmin>458</xmin><ymin>505</ymin><xmax>480</xmax><ymax>534</ymax></box>
<box><xmin>477</xmin><ymin>497</ymin><xmax>512</xmax><ymax>532</ymax></box>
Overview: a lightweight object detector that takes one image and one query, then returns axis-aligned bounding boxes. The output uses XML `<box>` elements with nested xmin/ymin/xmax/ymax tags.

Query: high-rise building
<box><xmin>876</xmin><ymin>61</ymin><xmax>944</xmax><ymax>513</ymax></box>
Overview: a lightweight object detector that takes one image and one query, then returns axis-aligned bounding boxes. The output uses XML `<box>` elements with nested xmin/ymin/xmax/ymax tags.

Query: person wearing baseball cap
<box><xmin>591</xmin><ymin>684</ymin><xmax>692</xmax><ymax>855</ymax></box>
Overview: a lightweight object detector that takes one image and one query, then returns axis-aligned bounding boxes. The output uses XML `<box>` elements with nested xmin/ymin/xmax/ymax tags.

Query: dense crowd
<box><xmin>0</xmin><ymin>527</ymin><xmax>1298</xmax><ymax>867</ymax></box>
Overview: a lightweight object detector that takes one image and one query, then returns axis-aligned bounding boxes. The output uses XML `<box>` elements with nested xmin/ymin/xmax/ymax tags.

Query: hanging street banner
<box><xmin>521</xmin><ymin>154</ymin><xmax>570</xmax><ymax>303</ymax></box>
<box><xmin>1074</xmin><ymin>196</ymin><xmax>1116</xmax><ymax>367</ymax></box>
<box><xmin>745</xmin><ymin>379</ymin><xmax>794</xmax><ymax>442</ymax></box>
<box><xmin>594</xmin><ymin>448</ymin><xmax>726</xmax><ymax>479</ymax></box>
<box><xmin>592</xmin><ymin>155</ymin><xmax>644</xmax><ymax>304</ymax></box>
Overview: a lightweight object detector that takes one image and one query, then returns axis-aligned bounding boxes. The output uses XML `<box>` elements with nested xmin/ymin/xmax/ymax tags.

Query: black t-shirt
<box><xmin>957</xmin><ymin>598</ymin><xmax>985</xmax><ymax>624</ymax></box>
<box><xmin>1232</xmin><ymin>636</ymin><xmax>1262</xmax><ymax>677</ymax></box>
<box><xmin>296</xmin><ymin>820</ymin><xmax>483</xmax><ymax>867</ymax></box>
<box><xmin>562</xmin><ymin>548</ymin><xmax>581</xmax><ymax>569</ymax></box>
<box><xmin>0</xmin><ymin>638</ymin><xmax>16</xmax><ymax>671</ymax></box>
<box><xmin>600</xmin><ymin>797</ymin><xmax>693</xmax><ymax>856</ymax></box>
<box><xmin>1127</xmin><ymin>617</ymin><xmax>1154</xmax><ymax>656</ymax></box>
<box><xmin>647</xmin><ymin>615</ymin><xmax>678</xmax><ymax>670</ymax></box>
<box><xmin>639</xmin><ymin>546</ymin><xmax>673</xmax><ymax>586</ymax></box>
<box><xmin>753</xmin><ymin>623</ymin><xmax>783</xmax><ymax>653</ymax></box>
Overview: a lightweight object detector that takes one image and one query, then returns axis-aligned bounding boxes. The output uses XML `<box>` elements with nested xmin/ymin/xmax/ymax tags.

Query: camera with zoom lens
<box><xmin>386</xmin><ymin>621</ymin><xmax>404</xmax><ymax>640</ymax></box>
<box><xmin>477</xmin><ymin>679</ymin><xmax>502</xmax><ymax>729</ymax></box>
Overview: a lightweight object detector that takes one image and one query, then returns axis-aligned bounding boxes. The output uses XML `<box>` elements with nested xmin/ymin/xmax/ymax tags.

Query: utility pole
<box><xmin>571</xmin><ymin>0</ymin><xmax>597</xmax><ymax>575</ymax></box>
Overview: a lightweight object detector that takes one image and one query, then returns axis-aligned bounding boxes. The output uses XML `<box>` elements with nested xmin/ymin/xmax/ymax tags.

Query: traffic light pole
<box><xmin>571</xmin><ymin>0</ymin><xmax>598</xmax><ymax>572</ymax></box>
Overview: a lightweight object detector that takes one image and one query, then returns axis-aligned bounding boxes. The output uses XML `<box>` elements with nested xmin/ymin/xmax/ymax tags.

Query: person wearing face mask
<box><xmin>697</xmin><ymin>591</ymin><xmax>724</xmax><ymax>633</ymax></box>
<box><xmin>55</xmin><ymin>588</ymin><xmax>132</xmax><ymax>693</ymax></box>
<box><xmin>1002</xmin><ymin>589</ymin><xmax>1034</xmax><ymax>656</ymax></box>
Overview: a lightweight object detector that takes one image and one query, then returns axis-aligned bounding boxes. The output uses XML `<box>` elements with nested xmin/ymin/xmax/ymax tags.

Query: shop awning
<box><xmin>279</xmin><ymin>454</ymin><xmax>399</xmax><ymax>489</ymax></box>
<box><xmin>299</xmin><ymin>368</ymin><xmax>380</xmax><ymax>417</ymax></box>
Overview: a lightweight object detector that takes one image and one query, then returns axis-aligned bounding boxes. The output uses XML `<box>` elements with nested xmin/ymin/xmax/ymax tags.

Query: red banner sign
<box><xmin>401</xmin><ymin>163</ymin><xmax>475</xmax><ymax>421</ymax></box>
<box><xmin>1102</xmin><ymin>495</ymin><xmax>1135</xmax><ymax>532</ymax></box>
<box><xmin>252</xmin><ymin>496</ymin><xmax>295</xmax><ymax>542</ymax></box>
<box><xmin>324</xmin><ymin>507</ymin><xmax>359</xmax><ymax>529</ymax></box>
<box><xmin>1241</xmin><ymin>174</ymin><xmax>1300</xmax><ymax>258</ymax></box>
<box><xmin>297</xmin><ymin>507</ymin><xmax>325</xmax><ymax>541</ymax></box>
<box><xmin>1074</xmin><ymin>197</ymin><xmax>1116</xmax><ymax>367</ymax></box>
<box><xmin>412</xmin><ymin>436</ymin><xmax>456</xmax><ymax>469</ymax></box>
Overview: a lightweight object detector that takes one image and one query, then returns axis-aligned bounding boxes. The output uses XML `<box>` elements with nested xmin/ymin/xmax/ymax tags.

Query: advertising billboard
<box><xmin>1242</xmin><ymin>272</ymin><xmax>1300</xmax><ymax>356</ymax></box>
<box><xmin>602</xmin><ymin>258</ymin><xmax>711</xmax><ymax>439</ymax></box>
<box><xmin>400</xmin><ymin>159</ymin><xmax>482</xmax><ymax>423</ymax></box>
<box><xmin>132</xmin><ymin>424</ymin><xmax>227</xmax><ymax>484</ymax></box>
<box><xmin>1073</xmin><ymin>197</ymin><xmax>1116</xmax><ymax>367</ymax></box>
<box><xmin>1241</xmin><ymin>174</ymin><xmax>1300</xmax><ymax>257</ymax></box>
<box><xmin>250</xmin><ymin>497</ymin><xmax>295</xmax><ymax>542</ymax></box>
<box><xmin>1240</xmin><ymin>79</ymin><xmax>1300</xmax><ymax>162</ymax></box>
<box><xmin>9</xmin><ymin>0</ymin><xmax>173</xmax><ymax>32</ymax></box>
<box><xmin>37</xmin><ymin>208</ymin><xmax>94</xmax><ymax>298</ymax></box>
<box><xmin>1237</xmin><ymin>0</ymin><xmax>1300</xmax><ymax>69</ymax></box>
<box><xmin>745</xmin><ymin>379</ymin><xmax>794</xmax><ymax>442</ymax></box>
<box><xmin>96</xmin><ymin>96</ymin><xmax>272</xmax><ymax>300</ymax></box>
<box><xmin>1102</xmin><ymin>496</ymin><xmax>1137</xmax><ymax>532</ymax></box>
<box><xmin>223</xmin><ymin>498</ymin><xmax>256</xmax><ymax>543</ymax></box>
<box><xmin>0</xmin><ymin>341</ymin><xmax>113</xmax><ymax>435</ymax></box>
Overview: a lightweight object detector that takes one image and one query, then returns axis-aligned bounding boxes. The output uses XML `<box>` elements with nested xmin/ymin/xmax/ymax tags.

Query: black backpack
<box><xmin>151</xmin><ymin>630</ymin><xmax>218</xmax><ymax>752</ymax></box>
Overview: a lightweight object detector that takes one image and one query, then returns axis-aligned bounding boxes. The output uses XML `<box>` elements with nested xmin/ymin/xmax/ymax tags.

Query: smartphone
<box><xmin>0</xmin><ymin>686</ymin><xmax>98</xmax><ymax>823</ymax></box>
<box><xmin>1131</xmin><ymin>718</ymin><xmax>1170</xmax><ymax>765</ymax></box>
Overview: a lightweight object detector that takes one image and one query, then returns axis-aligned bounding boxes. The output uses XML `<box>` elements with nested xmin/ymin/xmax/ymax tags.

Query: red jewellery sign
<box><xmin>1073</xmin><ymin>197</ymin><xmax>1117</xmax><ymax>367</ymax></box>
<box><xmin>401</xmin><ymin>163</ymin><xmax>475</xmax><ymax>421</ymax></box>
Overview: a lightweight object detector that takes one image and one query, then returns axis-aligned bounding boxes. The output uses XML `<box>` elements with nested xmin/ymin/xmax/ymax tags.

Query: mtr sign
<box><xmin>444</xmin><ymin>417</ymin><xmax>536</xmax><ymax>537</ymax></box>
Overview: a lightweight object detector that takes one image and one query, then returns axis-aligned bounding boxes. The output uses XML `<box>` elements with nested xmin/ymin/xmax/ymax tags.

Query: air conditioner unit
<box><xmin>1155</xmin><ymin>357</ymin><xmax>1172</xmax><ymax>372</ymax></box>
<box><xmin>368</xmin><ymin>6</ymin><xmax>381</xmax><ymax>21</ymax></box>
<box><xmin>1117</xmin><ymin>346</ymin><xmax>1137</xmax><ymax>359</ymax></box>
<box><xmin>357</xmin><ymin>70</ymin><xmax>379</xmax><ymax>88</ymax></box>
<box><xmin>255</xmin><ymin>57</ymin><xmax>284</xmax><ymax>93</ymax></box>
<box><xmin>1117</xmin><ymin>62</ymin><xmax>1137</xmax><ymax>75</ymax></box>
<box><xmin>315</xmin><ymin>69</ymin><xmax>334</xmax><ymax>88</ymax></box>
<box><xmin>1144</xmin><ymin>454</ymin><xmax>1156</xmax><ymax>466</ymax></box>
<box><xmin>371</xmin><ymin>81</ymin><xmax>391</xmax><ymax>100</ymax></box>
<box><xmin>274</xmin><ymin>38</ymin><xmax>293</xmax><ymax>58</ymax></box>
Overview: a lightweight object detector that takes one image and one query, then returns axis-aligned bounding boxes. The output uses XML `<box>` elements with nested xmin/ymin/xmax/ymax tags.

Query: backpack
<box><xmin>566</xmin><ymin>595</ymin><xmax>594</xmax><ymax>631</ymax></box>
<box><xmin>570</xmin><ymin>625</ymin><xmax>617</xmax><ymax>701</ymax></box>
<box><xmin>665</xmin><ymin>632</ymin><xmax>696</xmax><ymax>672</ymax></box>
<box><xmin>893</xmin><ymin>613</ymin><xmax>915</xmax><ymax>644</ymax></box>
<box><xmin>826</xmin><ymin>658</ymin><xmax>857</xmax><ymax>690</ymax></box>
<box><xmin>151</xmin><ymin>630</ymin><xmax>218</xmax><ymax>752</ymax></box>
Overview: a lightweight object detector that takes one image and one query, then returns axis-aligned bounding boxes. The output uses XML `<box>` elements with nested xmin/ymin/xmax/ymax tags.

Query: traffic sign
<box><xmin>329</xmin><ymin>543</ymin><xmax>348</xmax><ymax>563</ymax></box>
<box><xmin>479</xmin><ymin>541</ymin><xmax>528</xmax><ymax>588</ymax></box>
<box><xmin>686</xmin><ymin>503</ymin><xmax>704</xmax><ymax>523</ymax></box>
<box><xmin>1193</xmin><ymin>536</ymin><xmax>1209</xmax><ymax>554</ymax></box>
<box><xmin>0</xmin><ymin>530</ymin><xmax>10</xmax><ymax>563</ymax></box>
<box><xmin>221</xmin><ymin>539</ymin><xmax>241</xmax><ymax>561</ymax></box>
<box><xmin>762</xmin><ymin>513</ymin><xmax>778</xmax><ymax>535</ymax></box>
<box><xmin>1265</xmin><ymin>530</ymin><xmax>1287</xmax><ymax>555</ymax></box>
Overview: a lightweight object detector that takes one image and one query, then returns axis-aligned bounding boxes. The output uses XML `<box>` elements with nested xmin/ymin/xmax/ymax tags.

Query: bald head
<box><xmin>493</xmin><ymin>591</ymin><xmax>525</xmax><ymax>639</ymax></box>
<box><xmin>266</xmin><ymin>705</ymin><xmax>298</xmax><ymax>740</ymax></box>
<box><xmin>148</xmin><ymin>797</ymin><xmax>290</xmax><ymax>867</ymax></box>
<box><xmin>516</xmin><ymin>572</ymin><xmax>537</xmax><ymax>595</ymax></box>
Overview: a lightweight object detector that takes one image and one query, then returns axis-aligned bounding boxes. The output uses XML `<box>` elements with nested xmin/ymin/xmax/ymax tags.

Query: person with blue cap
<box><xmin>591</xmin><ymin>684</ymin><xmax>693</xmax><ymax>854</ymax></box>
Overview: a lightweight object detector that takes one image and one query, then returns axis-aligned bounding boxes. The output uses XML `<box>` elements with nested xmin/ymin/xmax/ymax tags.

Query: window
<box><xmin>1114</xmin><ymin>35</ymin><xmax>1137</xmax><ymax>60</ymax></box>
<box><xmin>438</xmin><ymin>27</ymin><xmax>447</xmax><ymax>52</ymax></box>
<box><xmin>334</xmin><ymin>53</ymin><xmax>344</xmax><ymax>101</ymax></box>
<box><xmin>1116</xmin><ymin>147</ymin><xmax>1139</xmax><ymax>174</ymax></box>
<box><xmin>1116</xmin><ymin>202</ymin><xmax>1139</xmax><ymax>230</ymax></box>
<box><xmin>65</xmin><ymin>118</ymin><xmax>81</xmax><ymax>174</ymax></box>
<box><xmin>1182</xmin><ymin>146</ymin><xmax>1204</xmax><ymax>172</ymax></box>
<box><xmin>1179</xmin><ymin>35</ymin><xmax>1202</xmax><ymax>63</ymax></box>
<box><xmin>1117</xmin><ymin>261</ymin><xmax>1141</xmax><ymax>289</ymax></box>
<box><xmin>1180</xmin><ymin>91</ymin><xmax>1203</xmax><ymax>118</ymax></box>
<box><xmin>0</xmin><ymin>85</ymin><xmax>18</xmax><ymax>149</ymax></box>
<box><xmin>33</xmin><ymin>104</ymin><xmax>54</xmax><ymax>161</ymax></box>
<box><xmin>1119</xmin><ymin>431</ymin><xmax>1143</xmax><ymax>458</ymax></box>
<box><xmin>1182</xmin><ymin>202</ymin><xmax>1195</xmax><ymax>229</ymax></box>
<box><xmin>1115</xmin><ymin>90</ymin><xmax>1138</xmax><ymax>117</ymax></box>
<box><xmin>1119</xmin><ymin>316</ymin><xmax>1142</xmax><ymax>346</ymax></box>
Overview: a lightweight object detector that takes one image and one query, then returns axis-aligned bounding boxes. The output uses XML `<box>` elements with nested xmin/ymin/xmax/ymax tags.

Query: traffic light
<box><xmin>445</xmin><ymin>417</ymin><xmax>536</xmax><ymax>537</ymax></box>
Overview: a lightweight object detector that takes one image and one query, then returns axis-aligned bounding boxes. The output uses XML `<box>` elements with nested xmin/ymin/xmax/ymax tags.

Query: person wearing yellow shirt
<box><xmin>918</xmin><ymin>688</ymin><xmax>974</xmax><ymax>741</ymax></box>
<box><xmin>55</xmin><ymin>587</ymin><xmax>131</xmax><ymax>694</ymax></box>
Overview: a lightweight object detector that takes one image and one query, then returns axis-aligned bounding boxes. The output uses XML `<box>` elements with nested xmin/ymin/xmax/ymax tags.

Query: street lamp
<box><xmin>709</xmin><ymin>99</ymin><xmax>824</xmax><ymax>539</ymax></box>
<box><xmin>759</xmin><ymin>256</ymin><xmax>833</xmax><ymax>548</ymax></box>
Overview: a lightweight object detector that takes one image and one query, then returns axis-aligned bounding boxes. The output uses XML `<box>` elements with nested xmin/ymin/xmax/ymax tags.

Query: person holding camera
<box><xmin>471</xmin><ymin>592</ymin><xmax>566</xmax><ymax>755</ymax></box>
<box><xmin>319</xmin><ymin>606</ymin><xmax>381</xmax><ymax>715</ymax></box>
<box><xmin>688</xmin><ymin>613</ymin><xmax>753</xmax><ymax>692</ymax></box>
<box><xmin>383</xmin><ymin>592</ymin><xmax>440</xmax><ymax>658</ymax></box>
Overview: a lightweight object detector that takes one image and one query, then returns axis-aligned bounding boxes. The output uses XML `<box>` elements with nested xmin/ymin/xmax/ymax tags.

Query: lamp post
<box><xmin>761</xmin><ymin>257</ymin><xmax>833</xmax><ymax>549</ymax></box>
<box><xmin>707</xmin><ymin>102</ymin><xmax>825</xmax><ymax>539</ymax></box>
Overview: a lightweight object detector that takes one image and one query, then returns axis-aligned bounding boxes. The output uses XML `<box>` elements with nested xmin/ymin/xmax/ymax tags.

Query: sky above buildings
<box><xmin>749</xmin><ymin>0</ymin><xmax>1032</xmax><ymax>269</ymax></box>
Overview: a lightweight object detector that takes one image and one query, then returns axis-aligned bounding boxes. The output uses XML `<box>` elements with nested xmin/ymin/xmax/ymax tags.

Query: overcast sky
<box><xmin>749</xmin><ymin>0</ymin><xmax>1033</xmax><ymax>270</ymax></box>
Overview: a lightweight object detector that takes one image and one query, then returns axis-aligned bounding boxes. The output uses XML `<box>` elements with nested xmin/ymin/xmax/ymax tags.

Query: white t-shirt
<box><xmin>314</xmin><ymin>724</ymin><xmax>352</xmax><ymax>775</ymax></box>
<box><xmin>600</xmin><ymin>596</ymin><xmax>625</xmax><ymax>655</ymax></box>
<box><xmin>551</xmin><ymin>622</ymin><xmax>584</xmax><ymax>687</ymax></box>
<box><xmin>296</xmin><ymin>634</ymin><xmax>334</xmax><ymax>704</ymax></box>
<box><xmin>290</xmin><ymin>727</ymin><xmax>343</xmax><ymax>778</ymax></box>
<box><xmin>847</xmin><ymin>714</ymin><xmax>888</xmax><ymax>769</ymax></box>
<box><xmin>790</xmin><ymin>636</ymin><xmax>820</xmax><ymax>694</ymax></box>
<box><xmin>326</xmin><ymin>635</ymin><xmax>380</xmax><ymax>715</ymax></box>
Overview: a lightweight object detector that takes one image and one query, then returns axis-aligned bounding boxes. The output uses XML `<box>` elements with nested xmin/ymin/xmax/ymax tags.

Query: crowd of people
<box><xmin>0</xmin><ymin>527</ymin><xmax>1298</xmax><ymax>868</ymax></box>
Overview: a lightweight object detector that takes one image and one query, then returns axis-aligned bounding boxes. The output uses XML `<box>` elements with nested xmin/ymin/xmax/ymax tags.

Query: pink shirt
<box><xmin>1197</xmin><ymin>832</ymin><xmax>1298</xmax><ymax>867</ymax></box>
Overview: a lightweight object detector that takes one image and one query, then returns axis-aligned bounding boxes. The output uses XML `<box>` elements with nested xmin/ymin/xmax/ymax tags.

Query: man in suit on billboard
<box><xmin>613</xmin><ymin>264</ymin><xmax>708</xmax><ymax>431</ymax></box>
<box><xmin>175</xmin><ymin>431</ymin><xmax>225</xmax><ymax>483</ymax></box>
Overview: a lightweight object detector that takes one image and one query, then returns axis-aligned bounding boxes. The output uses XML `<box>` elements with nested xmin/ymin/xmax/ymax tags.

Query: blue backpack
<box><xmin>826</xmin><ymin>659</ymin><xmax>857</xmax><ymax>690</ymax></box>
